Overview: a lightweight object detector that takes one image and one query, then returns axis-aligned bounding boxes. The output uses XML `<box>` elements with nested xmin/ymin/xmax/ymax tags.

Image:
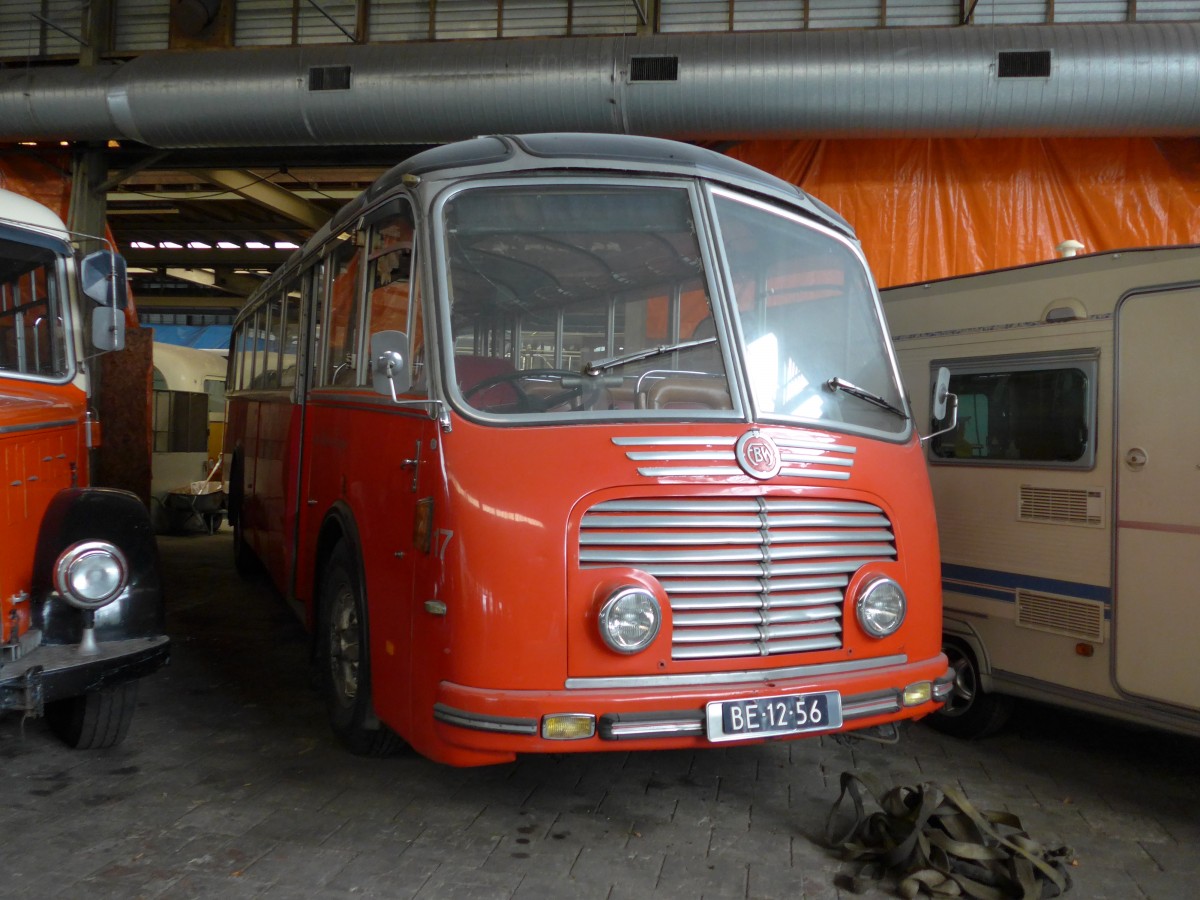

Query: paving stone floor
<box><xmin>2</xmin><ymin>531</ymin><xmax>1197</xmax><ymax>899</ymax></box>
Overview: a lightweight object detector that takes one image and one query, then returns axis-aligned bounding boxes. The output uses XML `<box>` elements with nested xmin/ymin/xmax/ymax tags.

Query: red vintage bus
<box><xmin>225</xmin><ymin>134</ymin><xmax>951</xmax><ymax>766</ymax></box>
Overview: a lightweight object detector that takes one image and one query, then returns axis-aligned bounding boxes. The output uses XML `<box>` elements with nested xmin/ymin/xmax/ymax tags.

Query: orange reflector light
<box><xmin>903</xmin><ymin>682</ymin><xmax>932</xmax><ymax>707</ymax></box>
<box><xmin>541</xmin><ymin>714</ymin><xmax>596</xmax><ymax>740</ymax></box>
<box><xmin>1075</xmin><ymin>643</ymin><xmax>1095</xmax><ymax>657</ymax></box>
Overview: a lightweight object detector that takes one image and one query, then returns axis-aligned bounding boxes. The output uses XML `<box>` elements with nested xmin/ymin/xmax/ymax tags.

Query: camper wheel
<box><xmin>929</xmin><ymin>639</ymin><xmax>1013</xmax><ymax>739</ymax></box>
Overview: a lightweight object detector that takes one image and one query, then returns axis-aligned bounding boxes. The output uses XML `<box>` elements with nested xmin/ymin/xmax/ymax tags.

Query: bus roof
<box><xmin>308</xmin><ymin>133</ymin><xmax>851</xmax><ymax>262</ymax></box>
<box><xmin>242</xmin><ymin>134</ymin><xmax>858</xmax><ymax>330</ymax></box>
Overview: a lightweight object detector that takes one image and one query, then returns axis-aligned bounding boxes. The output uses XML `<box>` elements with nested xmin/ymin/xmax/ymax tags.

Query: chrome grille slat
<box><xmin>579</xmin><ymin>496</ymin><xmax>896</xmax><ymax>661</ymax></box>
<box><xmin>669</xmin><ymin>590</ymin><xmax>844</xmax><ymax>610</ymax></box>
<box><xmin>614</xmin><ymin>435</ymin><xmax>858</xmax><ymax>481</ymax></box>
<box><xmin>673</xmin><ymin>607</ymin><xmax>841</xmax><ymax>627</ymax></box>
<box><xmin>662</xmin><ymin>575</ymin><xmax>848</xmax><ymax>594</ymax></box>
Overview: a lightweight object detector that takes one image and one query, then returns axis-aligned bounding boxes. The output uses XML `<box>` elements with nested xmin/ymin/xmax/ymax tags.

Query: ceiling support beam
<box><xmin>189</xmin><ymin>168</ymin><xmax>329</xmax><ymax>229</ymax></box>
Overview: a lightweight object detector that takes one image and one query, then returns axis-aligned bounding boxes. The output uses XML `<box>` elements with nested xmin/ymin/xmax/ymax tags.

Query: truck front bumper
<box><xmin>0</xmin><ymin>635</ymin><xmax>170</xmax><ymax>714</ymax></box>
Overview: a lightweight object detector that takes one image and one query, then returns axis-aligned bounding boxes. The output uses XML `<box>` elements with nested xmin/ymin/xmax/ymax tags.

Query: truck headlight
<box><xmin>855</xmin><ymin>575</ymin><xmax>906</xmax><ymax>638</ymax></box>
<box><xmin>54</xmin><ymin>540</ymin><xmax>128</xmax><ymax>610</ymax></box>
<box><xmin>598</xmin><ymin>586</ymin><xmax>661</xmax><ymax>654</ymax></box>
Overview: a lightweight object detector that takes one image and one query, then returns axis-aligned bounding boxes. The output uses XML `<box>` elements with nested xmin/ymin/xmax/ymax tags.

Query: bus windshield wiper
<box><xmin>824</xmin><ymin>377</ymin><xmax>908</xmax><ymax>419</ymax></box>
<box><xmin>584</xmin><ymin>337</ymin><xmax>717</xmax><ymax>376</ymax></box>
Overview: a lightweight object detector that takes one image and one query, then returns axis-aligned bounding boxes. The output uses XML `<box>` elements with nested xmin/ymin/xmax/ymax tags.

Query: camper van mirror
<box><xmin>371</xmin><ymin>330</ymin><xmax>412</xmax><ymax>401</ymax></box>
<box><xmin>80</xmin><ymin>250</ymin><xmax>129</xmax><ymax>309</ymax></box>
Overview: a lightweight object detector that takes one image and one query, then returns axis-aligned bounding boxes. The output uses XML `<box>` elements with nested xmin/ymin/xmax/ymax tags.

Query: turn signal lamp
<box><xmin>903</xmin><ymin>681</ymin><xmax>933</xmax><ymax>707</ymax></box>
<box><xmin>542</xmin><ymin>714</ymin><xmax>596</xmax><ymax>740</ymax></box>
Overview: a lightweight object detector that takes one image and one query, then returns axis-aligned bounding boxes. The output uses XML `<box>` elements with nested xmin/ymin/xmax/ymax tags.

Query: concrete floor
<box><xmin>2</xmin><ymin>530</ymin><xmax>1198</xmax><ymax>899</ymax></box>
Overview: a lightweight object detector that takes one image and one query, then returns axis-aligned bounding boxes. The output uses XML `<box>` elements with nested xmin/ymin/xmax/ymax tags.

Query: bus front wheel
<box><xmin>317</xmin><ymin>542</ymin><xmax>406</xmax><ymax>757</ymax></box>
<box><xmin>928</xmin><ymin>639</ymin><xmax>1014</xmax><ymax>739</ymax></box>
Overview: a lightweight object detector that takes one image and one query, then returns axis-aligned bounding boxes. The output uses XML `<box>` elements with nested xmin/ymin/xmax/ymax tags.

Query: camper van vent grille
<box><xmin>579</xmin><ymin>496</ymin><xmax>898</xmax><ymax>661</ymax></box>
<box><xmin>1018</xmin><ymin>486</ymin><xmax>1103</xmax><ymax>527</ymax></box>
<box><xmin>1016</xmin><ymin>591</ymin><xmax>1104</xmax><ymax>641</ymax></box>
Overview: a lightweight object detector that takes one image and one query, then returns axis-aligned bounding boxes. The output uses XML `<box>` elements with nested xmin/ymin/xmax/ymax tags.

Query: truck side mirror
<box><xmin>81</xmin><ymin>250</ymin><xmax>129</xmax><ymax>352</ymax></box>
<box><xmin>371</xmin><ymin>330</ymin><xmax>412</xmax><ymax>401</ymax></box>
<box><xmin>92</xmin><ymin>306</ymin><xmax>126</xmax><ymax>352</ymax></box>
<box><xmin>81</xmin><ymin>250</ymin><xmax>129</xmax><ymax>308</ymax></box>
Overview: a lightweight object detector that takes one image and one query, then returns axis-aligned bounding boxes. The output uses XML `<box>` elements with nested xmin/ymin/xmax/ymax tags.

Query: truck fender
<box><xmin>32</xmin><ymin>487</ymin><xmax>165</xmax><ymax>645</ymax></box>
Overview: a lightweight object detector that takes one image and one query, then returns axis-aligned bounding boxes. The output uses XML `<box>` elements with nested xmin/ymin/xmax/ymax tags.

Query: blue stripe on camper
<box><xmin>941</xmin><ymin>563</ymin><xmax>1110</xmax><ymax>606</ymax></box>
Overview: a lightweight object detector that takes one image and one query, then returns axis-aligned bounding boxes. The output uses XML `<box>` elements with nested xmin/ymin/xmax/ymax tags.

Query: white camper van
<box><xmin>884</xmin><ymin>246</ymin><xmax>1200</xmax><ymax>738</ymax></box>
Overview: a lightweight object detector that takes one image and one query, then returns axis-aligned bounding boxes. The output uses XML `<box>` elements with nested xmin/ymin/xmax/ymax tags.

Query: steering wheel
<box><xmin>462</xmin><ymin>368</ymin><xmax>584</xmax><ymax>412</ymax></box>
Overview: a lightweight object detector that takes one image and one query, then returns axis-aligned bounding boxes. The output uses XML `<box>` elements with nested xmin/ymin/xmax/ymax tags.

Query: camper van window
<box><xmin>929</xmin><ymin>351</ymin><xmax>1098</xmax><ymax>468</ymax></box>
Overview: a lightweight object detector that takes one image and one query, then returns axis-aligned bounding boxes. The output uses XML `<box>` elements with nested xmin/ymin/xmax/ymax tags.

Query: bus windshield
<box><xmin>0</xmin><ymin>231</ymin><xmax>69</xmax><ymax>380</ymax></box>
<box><xmin>713</xmin><ymin>190</ymin><xmax>907</xmax><ymax>434</ymax></box>
<box><xmin>442</xmin><ymin>182</ymin><xmax>734</xmax><ymax>420</ymax></box>
<box><xmin>439</xmin><ymin>180</ymin><xmax>905</xmax><ymax>434</ymax></box>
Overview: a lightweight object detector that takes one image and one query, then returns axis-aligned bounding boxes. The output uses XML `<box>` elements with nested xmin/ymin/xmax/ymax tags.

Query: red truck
<box><xmin>1</xmin><ymin>187</ymin><xmax>168</xmax><ymax>748</ymax></box>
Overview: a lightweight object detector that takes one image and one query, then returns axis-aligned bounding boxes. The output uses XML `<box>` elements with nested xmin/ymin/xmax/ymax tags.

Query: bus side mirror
<box><xmin>81</xmin><ymin>250</ymin><xmax>129</xmax><ymax>352</ymax></box>
<box><xmin>371</xmin><ymin>330</ymin><xmax>412</xmax><ymax>401</ymax></box>
<box><xmin>922</xmin><ymin>366</ymin><xmax>958</xmax><ymax>445</ymax></box>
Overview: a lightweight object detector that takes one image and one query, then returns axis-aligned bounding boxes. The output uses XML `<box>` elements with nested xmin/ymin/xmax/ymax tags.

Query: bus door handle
<box><xmin>400</xmin><ymin>443</ymin><xmax>421</xmax><ymax>491</ymax></box>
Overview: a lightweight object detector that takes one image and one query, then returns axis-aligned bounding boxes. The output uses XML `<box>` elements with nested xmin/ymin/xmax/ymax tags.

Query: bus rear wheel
<box><xmin>317</xmin><ymin>542</ymin><xmax>406</xmax><ymax>757</ymax></box>
<box><xmin>928</xmin><ymin>639</ymin><xmax>1014</xmax><ymax>739</ymax></box>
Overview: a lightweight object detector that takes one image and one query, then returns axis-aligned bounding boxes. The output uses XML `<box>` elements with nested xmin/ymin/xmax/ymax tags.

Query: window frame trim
<box><xmin>928</xmin><ymin>347</ymin><xmax>1100</xmax><ymax>470</ymax></box>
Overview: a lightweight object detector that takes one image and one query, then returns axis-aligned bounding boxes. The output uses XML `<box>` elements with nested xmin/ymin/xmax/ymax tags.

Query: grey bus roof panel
<box><xmin>242</xmin><ymin>133</ymin><xmax>855</xmax><ymax>327</ymax></box>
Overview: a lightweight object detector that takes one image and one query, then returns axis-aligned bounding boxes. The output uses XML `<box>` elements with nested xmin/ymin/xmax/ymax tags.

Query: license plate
<box><xmin>705</xmin><ymin>691</ymin><xmax>842</xmax><ymax>743</ymax></box>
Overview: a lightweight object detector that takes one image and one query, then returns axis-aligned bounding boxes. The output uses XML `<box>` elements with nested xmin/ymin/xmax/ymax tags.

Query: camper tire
<box><xmin>929</xmin><ymin>639</ymin><xmax>1013</xmax><ymax>739</ymax></box>
<box><xmin>317</xmin><ymin>541</ymin><xmax>406</xmax><ymax>757</ymax></box>
<box><xmin>46</xmin><ymin>681</ymin><xmax>139</xmax><ymax>749</ymax></box>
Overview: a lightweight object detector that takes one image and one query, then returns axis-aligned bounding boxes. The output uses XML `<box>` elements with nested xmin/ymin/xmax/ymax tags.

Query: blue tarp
<box><xmin>148</xmin><ymin>324</ymin><xmax>232</xmax><ymax>350</ymax></box>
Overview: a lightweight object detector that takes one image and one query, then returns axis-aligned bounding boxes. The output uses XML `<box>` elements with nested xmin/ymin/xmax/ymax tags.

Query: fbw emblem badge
<box><xmin>735</xmin><ymin>431</ymin><xmax>781</xmax><ymax>480</ymax></box>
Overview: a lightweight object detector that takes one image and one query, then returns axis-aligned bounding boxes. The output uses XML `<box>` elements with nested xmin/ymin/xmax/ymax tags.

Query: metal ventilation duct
<box><xmin>2</xmin><ymin>24</ymin><xmax>1198</xmax><ymax>147</ymax></box>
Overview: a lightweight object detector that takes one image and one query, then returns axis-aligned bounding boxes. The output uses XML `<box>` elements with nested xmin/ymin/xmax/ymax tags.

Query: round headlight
<box><xmin>855</xmin><ymin>575</ymin><xmax>906</xmax><ymax>638</ymax></box>
<box><xmin>598</xmin><ymin>587</ymin><xmax>661</xmax><ymax>654</ymax></box>
<box><xmin>54</xmin><ymin>541</ymin><xmax>128</xmax><ymax>610</ymax></box>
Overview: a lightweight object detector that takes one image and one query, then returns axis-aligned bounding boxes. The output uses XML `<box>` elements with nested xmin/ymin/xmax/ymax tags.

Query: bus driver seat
<box><xmin>454</xmin><ymin>355</ymin><xmax>521</xmax><ymax>411</ymax></box>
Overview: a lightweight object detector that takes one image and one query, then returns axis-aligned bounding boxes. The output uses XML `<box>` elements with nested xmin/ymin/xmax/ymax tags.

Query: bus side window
<box><xmin>324</xmin><ymin>236</ymin><xmax>362</xmax><ymax>387</ymax></box>
<box><xmin>366</xmin><ymin>201</ymin><xmax>426</xmax><ymax>395</ymax></box>
<box><xmin>278</xmin><ymin>277</ymin><xmax>303</xmax><ymax>389</ymax></box>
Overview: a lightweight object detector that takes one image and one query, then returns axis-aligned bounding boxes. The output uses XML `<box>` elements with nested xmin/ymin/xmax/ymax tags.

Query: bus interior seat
<box><xmin>455</xmin><ymin>355</ymin><xmax>520</xmax><ymax>409</ymax></box>
<box><xmin>642</xmin><ymin>375</ymin><xmax>732</xmax><ymax>410</ymax></box>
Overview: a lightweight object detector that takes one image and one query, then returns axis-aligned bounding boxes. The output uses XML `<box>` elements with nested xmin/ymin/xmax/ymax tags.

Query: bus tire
<box><xmin>317</xmin><ymin>541</ymin><xmax>406</xmax><ymax>757</ymax></box>
<box><xmin>928</xmin><ymin>639</ymin><xmax>1014</xmax><ymax>739</ymax></box>
<box><xmin>45</xmin><ymin>680</ymin><xmax>139</xmax><ymax>750</ymax></box>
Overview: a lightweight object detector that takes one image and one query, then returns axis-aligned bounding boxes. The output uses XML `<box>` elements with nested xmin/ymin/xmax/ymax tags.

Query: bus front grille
<box><xmin>579</xmin><ymin>497</ymin><xmax>896</xmax><ymax>661</ymax></box>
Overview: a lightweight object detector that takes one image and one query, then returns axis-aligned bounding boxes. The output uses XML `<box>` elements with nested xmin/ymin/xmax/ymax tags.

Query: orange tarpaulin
<box><xmin>728</xmin><ymin>137</ymin><xmax>1200</xmax><ymax>288</ymax></box>
<box><xmin>0</xmin><ymin>153</ymin><xmax>71</xmax><ymax>219</ymax></box>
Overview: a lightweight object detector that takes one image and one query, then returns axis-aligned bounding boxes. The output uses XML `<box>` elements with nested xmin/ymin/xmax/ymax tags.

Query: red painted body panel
<box><xmin>0</xmin><ymin>381</ymin><xmax>86</xmax><ymax>644</ymax></box>
<box><xmin>230</xmin><ymin>391</ymin><xmax>946</xmax><ymax>766</ymax></box>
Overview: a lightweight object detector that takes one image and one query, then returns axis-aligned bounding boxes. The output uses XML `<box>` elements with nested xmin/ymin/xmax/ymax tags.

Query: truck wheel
<box><xmin>45</xmin><ymin>681</ymin><xmax>139</xmax><ymax>749</ymax></box>
<box><xmin>317</xmin><ymin>542</ymin><xmax>406</xmax><ymax>757</ymax></box>
<box><xmin>928</xmin><ymin>640</ymin><xmax>1013</xmax><ymax>739</ymax></box>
